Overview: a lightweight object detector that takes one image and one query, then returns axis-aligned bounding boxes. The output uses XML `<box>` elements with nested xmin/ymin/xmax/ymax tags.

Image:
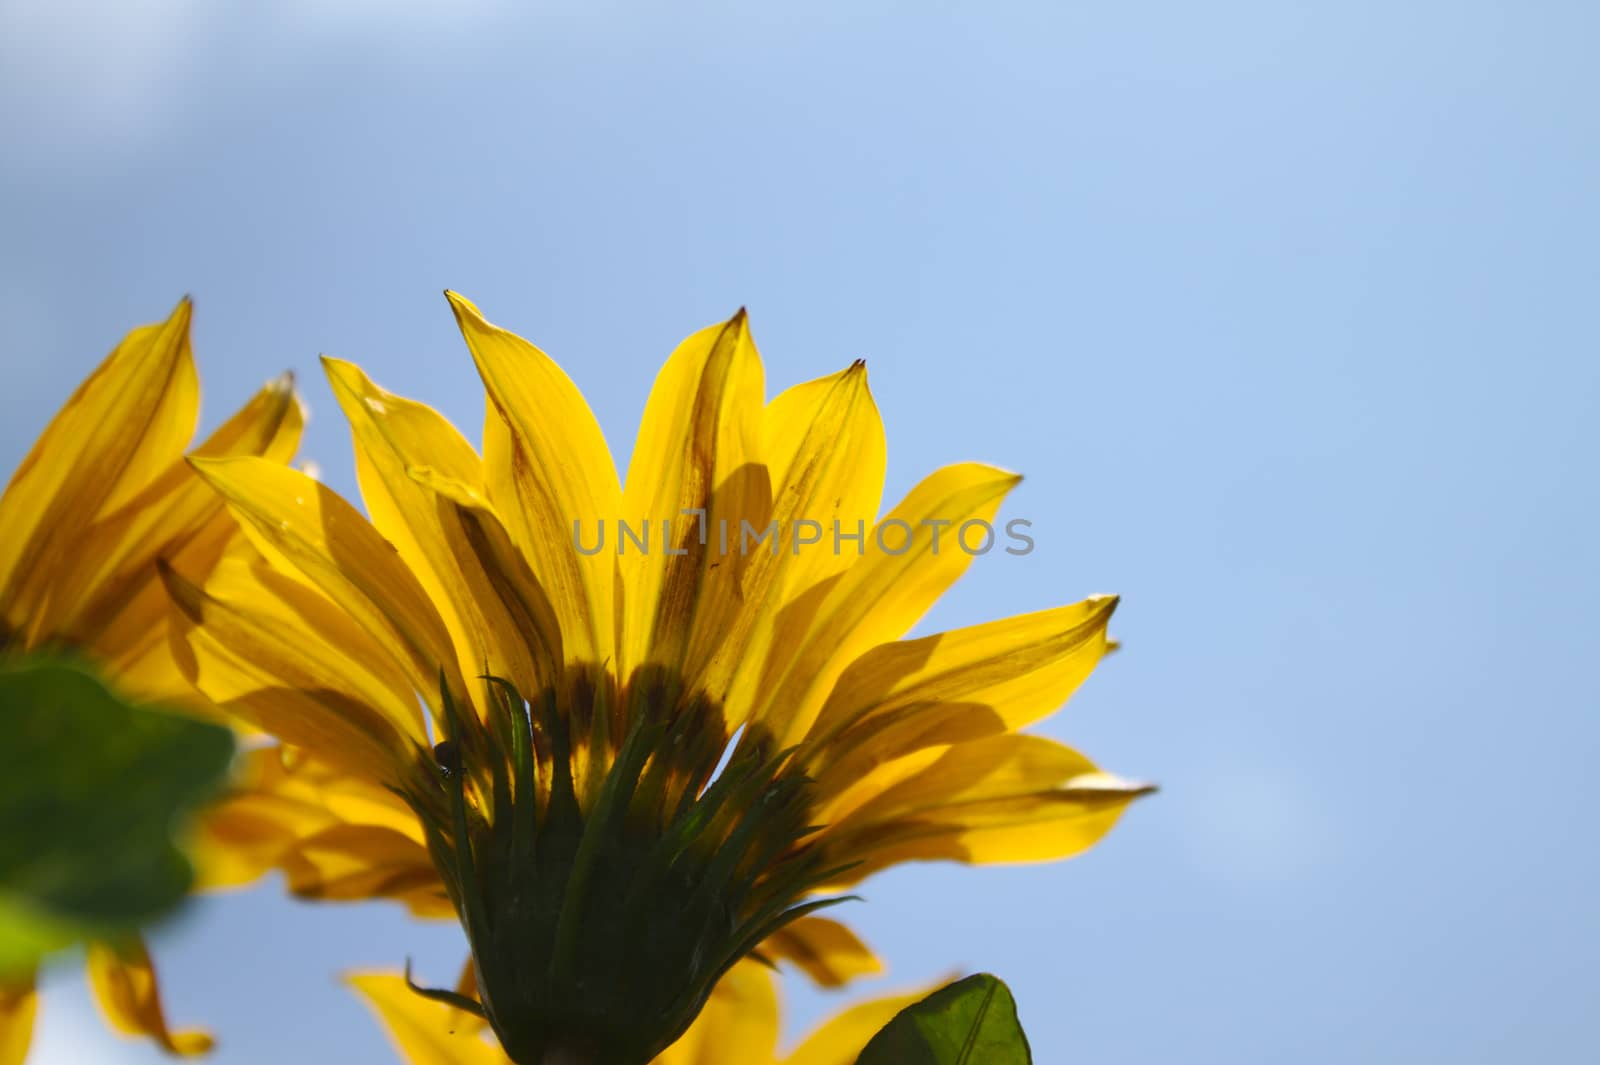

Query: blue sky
<box><xmin>3</xmin><ymin>2</ymin><xmax>1597</xmax><ymax>1062</ymax></box>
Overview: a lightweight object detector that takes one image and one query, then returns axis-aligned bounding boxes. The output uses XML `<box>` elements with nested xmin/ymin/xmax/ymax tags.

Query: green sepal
<box><xmin>404</xmin><ymin>956</ymin><xmax>487</xmax><ymax>1019</ymax></box>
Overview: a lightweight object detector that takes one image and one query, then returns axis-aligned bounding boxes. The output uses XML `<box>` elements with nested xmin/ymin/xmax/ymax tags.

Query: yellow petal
<box><xmin>760</xmin><ymin>361</ymin><xmax>884</xmax><ymax>599</ymax></box>
<box><xmin>280</xmin><ymin>823</ymin><xmax>451</xmax><ymax>918</ymax></box>
<box><xmin>325</xmin><ymin>357</ymin><xmax>560</xmax><ymax>699</ymax></box>
<box><xmin>0</xmin><ymin>299</ymin><xmax>198</xmax><ymax>641</ymax></box>
<box><xmin>447</xmin><ymin>291</ymin><xmax>620</xmax><ymax>669</ymax></box>
<box><xmin>0</xmin><ymin>972</ymin><xmax>36</xmax><ymax>1065</ymax></box>
<box><xmin>86</xmin><ymin>939</ymin><xmax>212</xmax><ymax>1057</ymax></box>
<box><xmin>618</xmin><ymin>311</ymin><xmax>767</xmax><ymax>685</ymax></box>
<box><xmin>752</xmin><ymin>463</ymin><xmax>1022</xmax><ymax>746</ymax></box>
<box><xmin>760</xmin><ymin>915</ymin><xmax>882</xmax><ymax>988</ymax></box>
<box><xmin>818</xmin><ymin>735</ymin><xmax>1152</xmax><ymax>885</ymax></box>
<box><xmin>192</xmin><ymin>747</ymin><xmax>443</xmax><ymax>908</ymax></box>
<box><xmin>53</xmin><ymin>373</ymin><xmax>305</xmax><ymax>670</ymax></box>
<box><xmin>188</xmin><ymin>455</ymin><xmax>464</xmax><ymax>715</ymax></box>
<box><xmin>188</xmin><ymin>750</ymin><xmax>337</xmax><ymax>891</ymax></box>
<box><xmin>163</xmin><ymin>560</ymin><xmax>421</xmax><ymax>785</ymax></box>
<box><xmin>782</xmin><ymin>986</ymin><xmax>931</xmax><ymax>1065</ymax></box>
<box><xmin>808</xmin><ymin>596</ymin><xmax>1119</xmax><ymax>789</ymax></box>
<box><xmin>350</xmin><ymin>973</ymin><xmax>510</xmax><ymax>1065</ymax></box>
<box><xmin>654</xmin><ymin>960</ymin><xmax>779</xmax><ymax>1065</ymax></box>
<box><xmin>712</xmin><ymin>362</ymin><xmax>883</xmax><ymax>713</ymax></box>
<box><xmin>406</xmin><ymin>465</ymin><xmax>566</xmax><ymax>700</ymax></box>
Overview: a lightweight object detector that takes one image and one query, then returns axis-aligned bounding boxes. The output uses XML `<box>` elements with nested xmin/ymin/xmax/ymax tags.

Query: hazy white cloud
<box><xmin>0</xmin><ymin>0</ymin><xmax>516</xmax><ymax>155</ymax></box>
<box><xmin>1180</xmin><ymin>763</ymin><xmax>1339</xmax><ymax>884</ymax></box>
<box><xmin>0</xmin><ymin>0</ymin><xmax>216</xmax><ymax>146</ymax></box>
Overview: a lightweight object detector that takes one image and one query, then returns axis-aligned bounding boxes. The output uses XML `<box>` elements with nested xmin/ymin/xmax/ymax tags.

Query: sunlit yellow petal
<box><xmin>760</xmin><ymin>915</ymin><xmax>882</xmax><ymax>988</ymax></box>
<box><xmin>325</xmin><ymin>357</ymin><xmax>559</xmax><ymax>699</ymax></box>
<box><xmin>619</xmin><ymin>311</ymin><xmax>767</xmax><ymax>685</ymax></box>
<box><xmin>753</xmin><ymin>463</ymin><xmax>1022</xmax><ymax>745</ymax></box>
<box><xmin>715</xmin><ymin>362</ymin><xmax>882</xmax><ymax>713</ymax></box>
<box><xmin>405</xmin><ymin>465</ymin><xmax>566</xmax><ymax>699</ymax></box>
<box><xmin>164</xmin><ymin>561</ymin><xmax>421</xmax><ymax>784</ymax></box>
<box><xmin>350</xmin><ymin>973</ymin><xmax>510</xmax><ymax>1065</ymax></box>
<box><xmin>0</xmin><ymin>972</ymin><xmax>36</xmax><ymax>1065</ymax></box>
<box><xmin>0</xmin><ymin>299</ymin><xmax>198</xmax><ymax>640</ymax></box>
<box><xmin>86</xmin><ymin>939</ymin><xmax>212</xmax><ymax>1057</ymax></box>
<box><xmin>809</xmin><ymin>596</ymin><xmax>1119</xmax><ymax>793</ymax></box>
<box><xmin>188</xmin><ymin>455</ymin><xmax>465</xmax><ymax>714</ymax></box>
<box><xmin>818</xmin><ymin>735</ymin><xmax>1152</xmax><ymax>885</ymax></box>
<box><xmin>280</xmin><ymin>824</ymin><xmax>451</xmax><ymax>917</ymax></box>
<box><xmin>189</xmin><ymin>748</ymin><xmax>337</xmax><ymax>890</ymax></box>
<box><xmin>52</xmin><ymin>374</ymin><xmax>305</xmax><ymax>698</ymax></box>
<box><xmin>193</xmin><ymin>747</ymin><xmax>448</xmax><ymax>913</ymax></box>
<box><xmin>760</xmin><ymin>361</ymin><xmax>884</xmax><ymax>598</ymax></box>
<box><xmin>447</xmin><ymin>291</ymin><xmax>619</xmax><ymax>669</ymax></box>
<box><xmin>143</xmin><ymin>302</ymin><xmax>1149</xmax><ymax>1055</ymax></box>
<box><xmin>782</xmin><ymin>985</ymin><xmax>930</xmax><ymax>1065</ymax></box>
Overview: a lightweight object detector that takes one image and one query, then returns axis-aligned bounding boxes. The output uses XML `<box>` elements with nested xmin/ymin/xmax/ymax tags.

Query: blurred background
<box><xmin>2</xmin><ymin>1</ymin><xmax>1596</xmax><ymax>1062</ymax></box>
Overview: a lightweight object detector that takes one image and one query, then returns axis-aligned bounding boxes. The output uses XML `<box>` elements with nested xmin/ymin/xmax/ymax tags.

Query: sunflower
<box><xmin>0</xmin><ymin>300</ymin><xmax>303</xmax><ymax>1064</ymax></box>
<box><xmin>167</xmin><ymin>292</ymin><xmax>1149</xmax><ymax>1065</ymax></box>
<box><xmin>353</xmin><ymin>958</ymin><xmax>927</xmax><ymax>1065</ymax></box>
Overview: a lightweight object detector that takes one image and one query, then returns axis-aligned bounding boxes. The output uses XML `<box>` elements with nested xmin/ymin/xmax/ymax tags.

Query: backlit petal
<box><xmin>782</xmin><ymin>985</ymin><xmax>930</xmax><ymax>1065</ymax></box>
<box><xmin>0</xmin><ymin>299</ymin><xmax>198</xmax><ymax>641</ymax></box>
<box><xmin>760</xmin><ymin>362</ymin><xmax>884</xmax><ymax>599</ymax></box>
<box><xmin>189</xmin><ymin>753</ymin><xmax>338</xmax><ymax>891</ymax></box>
<box><xmin>447</xmin><ymin>291</ymin><xmax>620</xmax><ymax>669</ymax></box>
<box><xmin>188</xmin><ymin>455</ymin><xmax>464</xmax><ymax>716</ymax></box>
<box><xmin>752</xmin><ymin>463</ymin><xmax>1021</xmax><ymax>745</ymax></box>
<box><xmin>808</xmin><ymin>596</ymin><xmax>1119</xmax><ymax>792</ymax></box>
<box><xmin>325</xmin><ymin>358</ymin><xmax>559</xmax><ymax>698</ymax></box>
<box><xmin>58</xmin><ymin>373</ymin><xmax>305</xmax><ymax>686</ymax></box>
<box><xmin>279</xmin><ymin>824</ymin><xmax>451</xmax><ymax>918</ymax></box>
<box><xmin>760</xmin><ymin>916</ymin><xmax>881</xmax><ymax>989</ymax></box>
<box><xmin>164</xmin><ymin>560</ymin><xmax>421</xmax><ymax>784</ymax></box>
<box><xmin>620</xmin><ymin>311</ymin><xmax>768</xmax><ymax>688</ymax></box>
<box><xmin>350</xmin><ymin>973</ymin><xmax>510</xmax><ymax>1065</ymax></box>
<box><xmin>818</xmin><ymin>735</ymin><xmax>1151</xmax><ymax>885</ymax></box>
<box><xmin>714</xmin><ymin>362</ymin><xmax>882</xmax><ymax>713</ymax></box>
<box><xmin>86</xmin><ymin>939</ymin><xmax>212</xmax><ymax>1057</ymax></box>
<box><xmin>0</xmin><ymin>972</ymin><xmax>36</xmax><ymax>1065</ymax></box>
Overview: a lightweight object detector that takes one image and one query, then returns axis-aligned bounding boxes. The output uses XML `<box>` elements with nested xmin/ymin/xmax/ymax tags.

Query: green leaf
<box><xmin>0</xmin><ymin>655</ymin><xmax>234</xmax><ymax>976</ymax></box>
<box><xmin>855</xmin><ymin>973</ymin><xmax>1032</xmax><ymax>1065</ymax></box>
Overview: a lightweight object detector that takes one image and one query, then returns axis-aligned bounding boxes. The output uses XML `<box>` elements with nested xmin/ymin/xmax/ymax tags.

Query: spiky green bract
<box><xmin>402</xmin><ymin>667</ymin><xmax>850</xmax><ymax>1065</ymax></box>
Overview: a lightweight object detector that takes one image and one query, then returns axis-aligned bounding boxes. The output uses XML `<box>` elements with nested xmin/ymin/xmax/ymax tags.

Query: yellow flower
<box><xmin>167</xmin><ymin>292</ymin><xmax>1149</xmax><ymax>1064</ymax></box>
<box><xmin>0</xmin><ymin>300</ymin><xmax>304</xmax><ymax>1064</ymax></box>
<box><xmin>352</xmin><ymin>959</ymin><xmax>926</xmax><ymax>1065</ymax></box>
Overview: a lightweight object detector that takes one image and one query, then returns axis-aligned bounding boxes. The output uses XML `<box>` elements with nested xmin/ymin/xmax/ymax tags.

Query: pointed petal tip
<box><xmin>166</xmin><ymin>295</ymin><xmax>195</xmax><ymax>328</ymax></box>
<box><xmin>320</xmin><ymin>354</ymin><xmax>366</xmax><ymax>390</ymax></box>
<box><xmin>1068</xmin><ymin>772</ymin><xmax>1159</xmax><ymax>799</ymax></box>
<box><xmin>185</xmin><ymin>452</ymin><xmax>255</xmax><ymax>485</ymax></box>
<box><xmin>959</xmin><ymin>461</ymin><xmax>1024</xmax><ymax>487</ymax></box>
<box><xmin>444</xmin><ymin>289</ymin><xmax>491</xmax><ymax>330</ymax></box>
